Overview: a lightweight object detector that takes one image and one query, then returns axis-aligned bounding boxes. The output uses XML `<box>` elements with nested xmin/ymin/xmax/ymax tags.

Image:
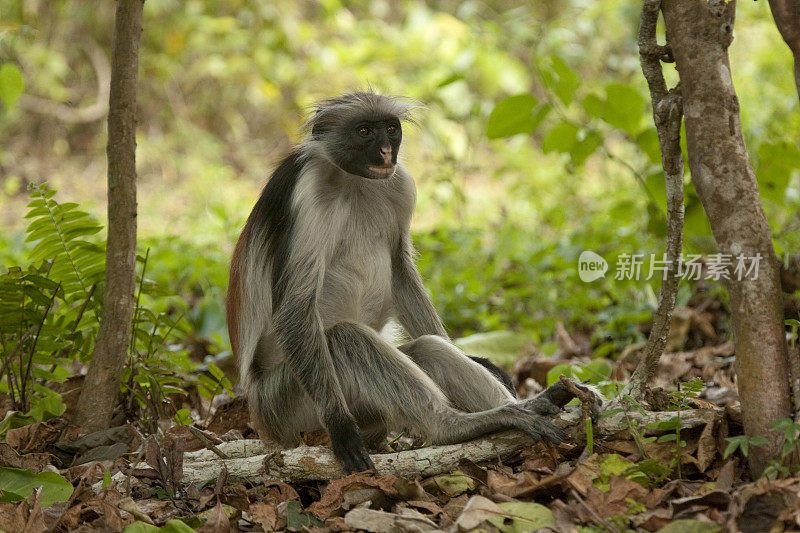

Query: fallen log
<box><xmin>99</xmin><ymin>407</ymin><xmax>720</xmax><ymax>490</ymax></box>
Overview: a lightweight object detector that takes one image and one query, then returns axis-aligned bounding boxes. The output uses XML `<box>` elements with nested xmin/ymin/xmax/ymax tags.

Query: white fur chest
<box><xmin>318</xmin><ymin>192</ymin><xmax>397</xmax><ymax>330</ymax></box>
<box><xmin>288</xmin><ymin>162</ymin><xmax>415</xmax><ymax>332</ymax></box>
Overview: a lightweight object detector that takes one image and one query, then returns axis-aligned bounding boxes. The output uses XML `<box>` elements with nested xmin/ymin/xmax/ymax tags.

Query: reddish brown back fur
<box><xmin>226</xmin><ymin>221</ymin><xmax>251</xmax><ymax>359</ymax></box>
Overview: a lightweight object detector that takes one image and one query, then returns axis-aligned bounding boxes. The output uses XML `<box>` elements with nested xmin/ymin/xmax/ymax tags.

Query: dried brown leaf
<box><xmin>255</xmin><ymin>480</ymin><xmax>300</xmax><ymax>506</ymax></box>
<box><xmin>696</xmin><ymin>415</ymin><xmax>720</xmax><ymax>473</ymax></box>
<box><xmin>0</xmin><ymin>442</ymin><xmax>52</xmax><ymax>472</ymax></box>
<box><xmin>144</xmin><ymin>438</ymin><xmax>165</xmax><ymax>479</ymax></box>
<box><xmin>307</xmin><ymin>473</ymin><xmax>398</xmax><ymax>519</ymax></box>
<box><xmin>220</xmin><ymin>483</ymin><xmax>250</xmax><ymax>512</ymax></box>
<box><xmin>207</xmin><ymin>396</ymin><xmax>251</xmax><ymax>436</ymax></box>
<box><xmin>199</xmin><ymin>498</ymin><xmax>232</xmax><ymax>533</ymax></box>
<box><xmin>6</xmin><ymin>418</ymin><xmax>68</xmax><ymax>453</ymax></box>
<box><xmin>585</xmin><ymin>475</ymin><xmax>648</xmax><ymax>519</ymax></box>
<box><xmin>631</xmin><ymin>506</ymin><xmax>674</xmax><ymax>531</ymax></box>
<box><xmin>249</xmin><ymin>502</ymin><xmax>279</xmax><ymax>531</ymax></box>
<box><xmin>451</xmin><ymin>495</ymin><xmax>506</xmax><ymax>531</ymax></box>
<box><xmin>715</xmin><ymin>460</ymin><xmax>736</xmax><ymax>492</ymax></box>
<box><xmin>405</xmin><ymin>500</ymin><xmax>443</xmax><ymax>516</ymax></box>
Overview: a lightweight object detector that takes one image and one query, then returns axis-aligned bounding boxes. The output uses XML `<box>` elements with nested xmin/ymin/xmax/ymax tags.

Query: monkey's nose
<box><xmin>380</xmin><ymin>147</ymin><xmax>392</xmax><ymax>165</ymax></box>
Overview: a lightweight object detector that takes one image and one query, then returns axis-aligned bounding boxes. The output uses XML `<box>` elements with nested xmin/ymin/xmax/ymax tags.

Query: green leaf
<box><xmin>542</xmin><ymin>122</ymin><xmax>579</xmax><ymax>154</ymax></box>
<box><xmin>454</xmin><ymin>330</ymin><xmax>530</xmax><ymax>368</ymax></box>
<box><xmin>583</xmin><ymin>83</ymin><xmax>645</xmax><ymax>136</ymax></box>
<box><xmin>487</xmin><ymin>502</ymin><xmax>555</xmax><ymax>533</ymax></box>
<box><xmin>769</xmin><ymin>417</ymin><xmax>795</xmax><ymax>431</ymax></box>
<box><xmin>755</xmin><ymin>141</ymin><xmax>800</xmax><ymax>203</ymax></box>
<box><xmin>637</xmin><ymin>127</ymin><xmax>662</xmax><ymax>164</ymax></box>
<box><xmin>174</xmin><ymin>408</ymin><xmax>192</xmax><ymax>426</ymax></box>
<box><xmin>0</xmin><ymin>63</ymin><xmax>24</xmax><ymax>110</ymax></box>
<box><xmin>286</xmin><ymin>500</ymin><xmax>323</xmax><ymax>529</ymax></box>
<box><xmin>0</xmin><ymin>411</ymin><xmax>36</xmax><ymax>439</ymax></box>
<box><xmin>569</xmin><ymin>130</ymin><xmax>602</xmax><ymax>165</ymax></box>
<box><xmin>208</xmin><ymin>361</ymin><xmax>225</xmax><ymax>381</ymax></box>
<box><xmin>487</xmin><ymin>94</ymin><xmax>539</xmax><ymax>139</ymax></box>
<box><xmin>0</xmin><ymin>467</ymin><xmax>74</xmax><ymax>507</ymax></box>
<box><xmin>644</xmin><ymin>170</ymin><xmax>668</xmax><ymax>212</ymax></box>
<box><xmin>433</xmin><ymin>471</ymin><xmax>477</xmax><ymax>497</ymax></box>
<box><xmin>102</xmin><ymin>467</ymin><xmax>112</xmax><ymax>488</ymax></box>
<box><xmin>599</xmin><ymin>408</ymin><xmax>624</xmax><ymax>418</ymax></box>
<box><xmin>646</xmin><ymin>416</ymin><xmax>681</xmax><ymax>432</ymax></box>
<box><xmin>548</xmin><ymin>55</ymin><xmax>580</xmax><ymax>106</ymax></box>
<box><xmin>581</xmin><ymin>93</ymin><xmax>606</xmax><ymax>123</ymax></box>
<box><xmin>599</xmin><ymin>454</ymin><xmax>635</xmax><ymax>479</ymax></box>
<box><xmin>724</xmin><ymin>436</ymin><xmax>747</xmax><ymax>459</ymax></box>
<box><xmin>27</xmin><ymin>393</ymin><xmax>67</xmax><ymax>421</ymax></box>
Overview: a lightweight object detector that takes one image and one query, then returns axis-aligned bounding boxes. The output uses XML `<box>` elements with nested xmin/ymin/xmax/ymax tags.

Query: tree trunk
<box><xmin>662</xmin><ymin>0</ymin><xmax>790</xmax><ymax>476</ymax></box>
<box><xmin>72</xmin><ymin>0</ymin><xmax>143</xmax><ymax>433</ymax></box>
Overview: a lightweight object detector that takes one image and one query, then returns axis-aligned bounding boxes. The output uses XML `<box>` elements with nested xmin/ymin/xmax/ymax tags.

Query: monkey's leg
<box><xmin>399</xmin><ymin>335</ymin><xmax>516</xmax><ymax>412</ymax></box>
<box><xmin>400</xmin><ymin>335</ymin><xmax>592</xmax><ymax>419</ymax></box>
<box><xmin>246</xmin><ymin>362</ymin><xmax>322</xmax><ymax>447</ymax></box>
<box><xmin>325</xmin><ymin>322</ymin><xmax>566</xmax><ymax>445</ymax></box>
<box><xmin>468</xmin><ymin>355</ymin><xmax>517</xmax><ymax>397</ymax></box>
<box><xmin>247</xmin><ymin>361</ymin><xmax>391</xmax><ymax>453</ymax></box>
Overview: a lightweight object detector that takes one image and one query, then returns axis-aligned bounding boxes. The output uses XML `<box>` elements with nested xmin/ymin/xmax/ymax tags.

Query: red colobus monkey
<box><xmin>227</xmin><ymin>92</ymin><xmax>590</xmax><ymax>473</ymax></box>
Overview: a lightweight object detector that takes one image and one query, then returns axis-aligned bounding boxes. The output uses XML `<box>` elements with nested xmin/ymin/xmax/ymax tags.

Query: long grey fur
<box><xmin>227</xmin><ymin>91</ymin><xmax>582</xmax><ymax>474</ymax></box>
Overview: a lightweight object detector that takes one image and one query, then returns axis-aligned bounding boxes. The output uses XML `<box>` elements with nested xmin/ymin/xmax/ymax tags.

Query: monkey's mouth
<box><xmin>368</xmin><ymin>165</ymin><xmax>396</xmax><ymax>178</ymax></box>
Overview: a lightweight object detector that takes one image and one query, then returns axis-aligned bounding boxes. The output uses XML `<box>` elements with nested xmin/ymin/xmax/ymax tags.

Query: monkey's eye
<box><xmin>358</xmin><ymin>126</ymin><xmax>371</xmax><ymax>137</ymax></box>
<box><xmin>386</xmin><ymin>124</ymin><xmax>398</xmax><ymax>135</ymax></box>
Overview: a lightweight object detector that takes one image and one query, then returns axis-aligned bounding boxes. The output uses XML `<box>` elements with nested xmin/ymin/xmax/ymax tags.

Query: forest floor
<box><xmin>1</xmin><ymin>295</ymin><xmax>798</xmax><ymax>533</ymax></box>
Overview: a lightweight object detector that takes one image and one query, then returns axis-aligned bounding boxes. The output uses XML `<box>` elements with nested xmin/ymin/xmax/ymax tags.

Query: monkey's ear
<box><xmin>311</xmin><ymin>122</ymin><xmax>326</xmax><ymax>140</ymax></box>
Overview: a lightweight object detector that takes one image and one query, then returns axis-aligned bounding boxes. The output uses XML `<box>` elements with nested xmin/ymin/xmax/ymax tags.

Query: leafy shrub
<box><xmin>0</xmin><ymin>185</ymin><xmax>214</xmax><ymax>430</ymax></box>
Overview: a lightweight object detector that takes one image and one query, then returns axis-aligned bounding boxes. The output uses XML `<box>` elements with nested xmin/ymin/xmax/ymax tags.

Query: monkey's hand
<box><xmin>328</xmin><ymin>417</ymin><xmax>377</xmax><ymax>475</ymax></box>
<box><xmin>518</xmin><ymin>380</ymin><xmax>603</xmax><ymax>423</ymax></box>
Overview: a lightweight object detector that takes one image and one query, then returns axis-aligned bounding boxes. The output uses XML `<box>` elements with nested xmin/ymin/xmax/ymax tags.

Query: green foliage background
<box><xmin>0</xmin><ymin>0</ymin><xmax>798</xmax><ymax>367</ymax></box>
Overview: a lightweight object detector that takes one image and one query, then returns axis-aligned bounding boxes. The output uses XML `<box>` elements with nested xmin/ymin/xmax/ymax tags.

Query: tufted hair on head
<box><xmin>304</xmin><ymin>91</ymin><xmax>419</xmax><ymax>138</ymax></box>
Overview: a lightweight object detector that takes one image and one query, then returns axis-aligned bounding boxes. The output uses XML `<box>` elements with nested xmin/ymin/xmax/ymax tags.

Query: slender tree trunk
<box><xmin>624</xmin><ymin>0</ymin><xmax>685</xmax><ymax>401</ymax></box>
<box><xmin>72</xmin><ymin>0</ymin><xmax>143</xmax><ymax>433</ymax></box>
<box><xmin>662</xmin><ymin>0</ymin><xmax>790</xmax><ymax>476</ymax></box>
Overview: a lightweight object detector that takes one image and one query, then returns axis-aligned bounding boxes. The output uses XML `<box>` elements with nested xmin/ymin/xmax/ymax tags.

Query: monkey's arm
<box><xmin>272</xmin><ymin>263</ymin><xmax>375</xmax><ymax>474</ymax></box>
<box><xmin>391</xmin><ymin>233</ymin><xmax>449</xmax><ymax>339</ymax></box>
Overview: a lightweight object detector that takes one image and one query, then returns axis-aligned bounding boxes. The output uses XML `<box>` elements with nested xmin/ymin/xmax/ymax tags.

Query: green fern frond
<box><xmin>24</xmin><ymin>183</ymin><xmax>105</xmax><ymax>306</ymax></box>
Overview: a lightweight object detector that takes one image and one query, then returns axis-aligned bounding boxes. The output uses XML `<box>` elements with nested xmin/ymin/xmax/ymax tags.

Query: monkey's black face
<box><xmin>333</xmin><ymin>118</ymin><xmax>402</xmax><ymax>180</ymax></box>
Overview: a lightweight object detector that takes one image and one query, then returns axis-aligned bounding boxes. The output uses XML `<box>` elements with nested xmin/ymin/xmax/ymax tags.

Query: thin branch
<box><xmin>19</xmin><ymin>40</ymin><xmax>110</xmax><ymax>123</ymax></box>
<box><xmin>130</xmin><ymin>247</ymin><xmax>150</xmax><ymax>358</ymax></box>
<box><xmin>187</xmin><ymin>425</ymin><xmax>230</xmax><ymax>460</ymax></box>
<box><xmin>623</xmin><ymin>0</ymin><xmax>685</xmax><ymax>401</ymax></box>
<box><xmin>559</xmin><ymin>374</ymin><xmax>598</xmax><ymax>424</ymax></box>
<box><xmin>788</xmin><ymin>344</ymin><xmax>800</xmax><ymax>423</ymax></box>
<box><xmin>0</xmin><ymin>327</ymin><xmax>34</xmax><ymax>404</ymax></box>
<box><xmin>45</xmin><ymin>283</ymin><xmax>96</xmax><ymax>379</ymax></box>
<box><xmin>20</xmin><ymin>282</ymin><xmax>61</xmax><ymax>409</ymax></box>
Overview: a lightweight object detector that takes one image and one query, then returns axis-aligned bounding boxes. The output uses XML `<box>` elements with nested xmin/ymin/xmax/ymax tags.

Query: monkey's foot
<box><xmin>517</xmin><ymin>379</ymin><xmax>602</xmax><ymax>423</ymax></box>
<box><xmin>330</xmin><ymin>427</ymin><xmax>377</xmax><ymax>474</ymax></box>
<box><xmin>502</xmin><ymin>405</ymin><xmax>567</xmax><ymax>444</ymax></box>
